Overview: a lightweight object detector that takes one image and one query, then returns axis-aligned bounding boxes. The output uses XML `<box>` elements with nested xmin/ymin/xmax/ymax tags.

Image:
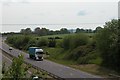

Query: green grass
<box><xmin>89</xmin><ymin>57</ymin><xmax>102</xmax><ymax>65</ymax></box>
<box><xmin>43</xmin><ymin>46</ymin><xmax>102</xmax><ymax>65</ymax></box>
<box><xmin>36</xmin><ymin>33</ymin><xmax>95</xmax><ymax>39</ymax></box>
<box><xmin>44</xmin><ymin>47</ymin><xmax>77</xmax><ymax>65</ymax></box>
<box><xmin>43</xmin><ymin>47</ymin><xmax>119</xmax><ymax>77</ymax></box>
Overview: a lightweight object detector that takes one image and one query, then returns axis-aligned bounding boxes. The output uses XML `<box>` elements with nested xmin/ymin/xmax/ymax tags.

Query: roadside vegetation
<box><xmin>5</xmin><ymin>19</ymin><xmax>120</xmax><ymax>76</ymax></box>
<box><xmin>2</xmin><ymin>53</ymin><xmax>52</xmax><ymax>79</ymax></box>
<box><xmin>2</xmin><ymin>54</ymin><xmax>31</xmax><ymax>79</ymax></box>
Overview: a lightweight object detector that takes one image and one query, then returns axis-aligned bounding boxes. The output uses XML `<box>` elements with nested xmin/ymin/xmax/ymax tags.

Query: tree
<box><xmin>85</xmin><ymin>29</ymin><xmax>93</xmax><ymax>33</ymax></box>
<box><xmin>95</xmin><ymin>19</ymin><xmax>120</xmax><ymax>71</ymax></box>
<box><xmin>55</xmin><ymin>30</ymin><xmax>61</xmax><ymax>34</ymax></box>
<box><xmin>75</xmin><ymin>28</ymin><xmax>80</xmax><ymax>33</ymax></box>
<box><xmin>34</xmin><ymin>27</ymin><xmax>41</xmax><ymax>35</ymax></box>
<box><xmin>94</xmin><ymin>26</ymin><xmax>103</xmax><ymax>33</ymax></box>
<box><xmin>4</xmin><ymin>54</ymin><xmax>31</xmax><ymax>78</ymax></box>
<box><xmin>25</xmin><ymin>28</ymin><xmax>32</xmax><ymax>34</ymax></box>
<box><xmin>40</xmin><ymin>28</ymin><xmax>48</xmax><ymax>36</ymax></box>
<box><xmin>60</xmin><ymin>28</ymin><xmax>70</xmax><ymax>34</ymax></box>
<box><xmin>34</xmin><ymin>27</ymin><xmax>49</xmax><ymax>36</ymax></box>
<box><xmin>20</xmin><ymin>28</ymin><xmax>32</xmax><ymax>35</ymax></box>
<box><xmin>8</xmin><ymin>35</ymin><xmax>31</xmax><ymax>50</ymax></box>
<box><xmin>20</xmin><ymin>29</ymin><xmax>25</xmax><ymax>34</ymax></box>
<box><xmin>76</xmin><ymin>28</ymin><xmax>86</xmax><ymax>33</ymax></box>
<box><xmin>48</xmin><ymin>30</ymin><xmax>54</xmax><ymax>35</ymax></box>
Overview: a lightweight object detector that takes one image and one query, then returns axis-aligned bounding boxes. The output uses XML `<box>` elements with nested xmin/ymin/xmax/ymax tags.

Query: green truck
<box><xmin>29</xmin><ymin>47</ymin><xmax>44</xmax><ymax>60</ymax></box>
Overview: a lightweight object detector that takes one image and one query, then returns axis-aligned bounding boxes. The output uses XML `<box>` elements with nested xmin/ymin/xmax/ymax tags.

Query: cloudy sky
<box><xmin>0</xmin><ymin>0</ymin><xmax>119</xmax><ymax>32</ymax></box>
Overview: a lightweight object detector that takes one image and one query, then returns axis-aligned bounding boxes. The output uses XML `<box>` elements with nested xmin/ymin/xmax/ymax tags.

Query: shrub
<box><xmin>55</xmin><ymin>36</ymin><xmax>62</xmax><ymax>39</ymax></box>
<box><xmin>6</xmin><ymin>36</ymin><xmax>17</xmax><ymax>44</ymax></box>
<box><xmin>48</xmin><ymin>38</ymin><xmax>56</xmax><ymax>47</ymax></box>
<box><xmin>6</xmin><ymin>35</ymin><xmax>31</xmax><ymax>50</ymax></box>
<box><xmin>36</xmin><ymin>38</ymin><xmax>48</xmax><ymax>47</ymax></box>
<box><xmin>65</xmin><ymin>44</ymin><xmax>98</xmax><ymax>64</ymax></box>
<box><xmin>62</xmin><ymin>36</ymin><xmax>71</xmax><ymax>50</ymax></box>
<box><xmin>56</xmin><ymin>40</ymin><xmax>63</xmax><ymax>48</ymax></box>
<box><xmin>28</xmin><ymin>38</ymin><xmax>37</xmax><ymax>47</ymax></box>
<box><xmin>63</xmin><ymin>33</ymin><xmax>89</xmax><ymax>50</ymax></box>
<box><xmin>70</xmin><ymin>34</ymin><xmax>89</xmax><ymax>49</ymax></box>
<box><xmin>14</xmin><ymin>36</ymin><xmax>23</xmax><ymax>49</ymax></box>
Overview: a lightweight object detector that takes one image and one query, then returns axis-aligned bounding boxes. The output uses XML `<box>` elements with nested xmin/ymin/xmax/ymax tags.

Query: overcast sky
<box><xmin>0</xmin><ymin>0</ymin><xmax>119</xmax><ymax>32</ymax></box>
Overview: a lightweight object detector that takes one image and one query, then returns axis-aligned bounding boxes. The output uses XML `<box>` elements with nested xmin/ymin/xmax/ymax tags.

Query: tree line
<box><xmin>2</xmin><ymin>26</ymin><xmax>102</xmax><ymax>36</ymax></box>
<box><xmin>20</xmin><ymin>27</ymin><xmax>102</xmax><ymax>36</ymax></box>
<box><xmin>20</xmin><ymin>27</ymin><xmax>70</xmax><ymax>36</ymax></box>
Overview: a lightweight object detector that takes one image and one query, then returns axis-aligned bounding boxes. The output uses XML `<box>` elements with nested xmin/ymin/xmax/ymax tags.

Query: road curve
<box><xmin>0</xmin><ymin>37</ymin><xmax>101</xmax><ymax>78</ymax></box>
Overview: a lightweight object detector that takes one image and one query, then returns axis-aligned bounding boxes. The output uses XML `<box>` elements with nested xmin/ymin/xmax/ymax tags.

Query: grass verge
<box><xmin>44</xmin><ymin>47</ymin><xmax>120</xmax><ymax>78</ymax></box>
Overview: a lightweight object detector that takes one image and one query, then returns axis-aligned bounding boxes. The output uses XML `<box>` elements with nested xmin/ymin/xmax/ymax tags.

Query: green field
<box><xmin>36</xmin><ymin>33</ymin><xmax>94</xmax><ymax>38</ymax></box>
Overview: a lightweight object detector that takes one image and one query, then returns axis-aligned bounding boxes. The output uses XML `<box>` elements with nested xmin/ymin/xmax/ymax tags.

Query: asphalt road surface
<box><xmin>0</xmin><ymin>37</ymin><xmax>101</xmax><ymax>78</ymax></box>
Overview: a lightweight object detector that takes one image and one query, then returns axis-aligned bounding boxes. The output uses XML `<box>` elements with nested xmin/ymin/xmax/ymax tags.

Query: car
<box><xmin>32</xmin><ymin>75</ymin><xmax>43</xmax><ymax>80</ymax></box>
<box><xmin>9</xmin><ymin>47</ymin><xmax>12</xmax><ymax>50</ymax></box>
<box><xmin>32</xmin><ymin>76</ymin><xmax>39</xmax><ymax>80</ymax></box>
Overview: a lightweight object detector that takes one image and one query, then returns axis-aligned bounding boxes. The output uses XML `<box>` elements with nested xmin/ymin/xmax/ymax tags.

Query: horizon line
<box><xmin>0</xmin><ymin>23</ymin><xmax>104</xmax><ymax>25</ymax></box>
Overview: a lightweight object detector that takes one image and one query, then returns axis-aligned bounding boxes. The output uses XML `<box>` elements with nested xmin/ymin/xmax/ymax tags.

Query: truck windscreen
<box><xmin>36</xmin><ymin>52</ymin><xmax>43</xmax><ymax>54</ymax></box>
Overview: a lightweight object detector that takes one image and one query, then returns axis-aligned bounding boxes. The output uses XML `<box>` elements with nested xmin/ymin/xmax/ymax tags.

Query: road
<box><xmin>0</xmin><ymin>37</ymin><xmax>101</xmax><ymax>78</ymax></box>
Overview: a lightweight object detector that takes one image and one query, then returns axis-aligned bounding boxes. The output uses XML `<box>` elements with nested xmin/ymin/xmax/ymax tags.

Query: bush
<box><xmin>55</xmin><ymin>36</ymin><xmax>62</xmax><ymax>39</ymax></box>
<box><xmin>56</xmin><ymin>40</ymin><xmax>63</xmax><ymax>48</ymax></box>
<box><xmin>14</xmin><ymin>36</ymin><xmax>23</xmax><ymax>49</ymax></box>
<box><xmin>6</xmin><ymin>36</ymin><xmax>17</xmax><ymax>44</ymax></box>
<box><xmin>28</xmin><ymin>38</ymin><xmax>37</xmax><ymax>47</ymax></box>
<box><xmin>65</xmin><ymin>44</ymin><xmax>99</xmax><ymax>64</ymax></box>
<box><xmin>4</xmin><ymin>54</ymin><xmax>31</xmax><ymax>78</ymax></box>
<box><xmin>63</xmin><ymin>33</ymin><xmax>89</xmax><ymax>50</ymax></box>
<box><xmin>36</xmin><ymin>38</ymin><xmax>48</xmax><ymax>47</ymax></box>
<box><xmin>6</xmin><ymin>35</ymin><xmax>31</xmax><ymax>50</ymax></box>
<box><xmin>48</xmin><ymin>38</ymin><xmax>56</xmax><ymax>47</ymax></box>
<box><xmin>70</xmin><ymin>34</ymin><xmax>89</xmax><ymax>49</ymax></box>
<box><xmin>62</xmin><ymin>36</ymin><xmax>71</xmax><ymax>50</ymax></box>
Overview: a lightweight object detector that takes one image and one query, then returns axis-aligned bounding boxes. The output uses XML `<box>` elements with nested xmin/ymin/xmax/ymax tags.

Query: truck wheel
<box><xmin>40</xmin><ymin>57</ymin><xmax>43</xmax><ymax>61</ymax></box>
<box><xmin>29</xmin><ymin>55</ymin><xmax>32</xmax><ymax>59</ymax></box>
<box><xmin>34</xmin><ymin>57</ymin><xmax>36</xmax><ymax>60</ymax></box>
